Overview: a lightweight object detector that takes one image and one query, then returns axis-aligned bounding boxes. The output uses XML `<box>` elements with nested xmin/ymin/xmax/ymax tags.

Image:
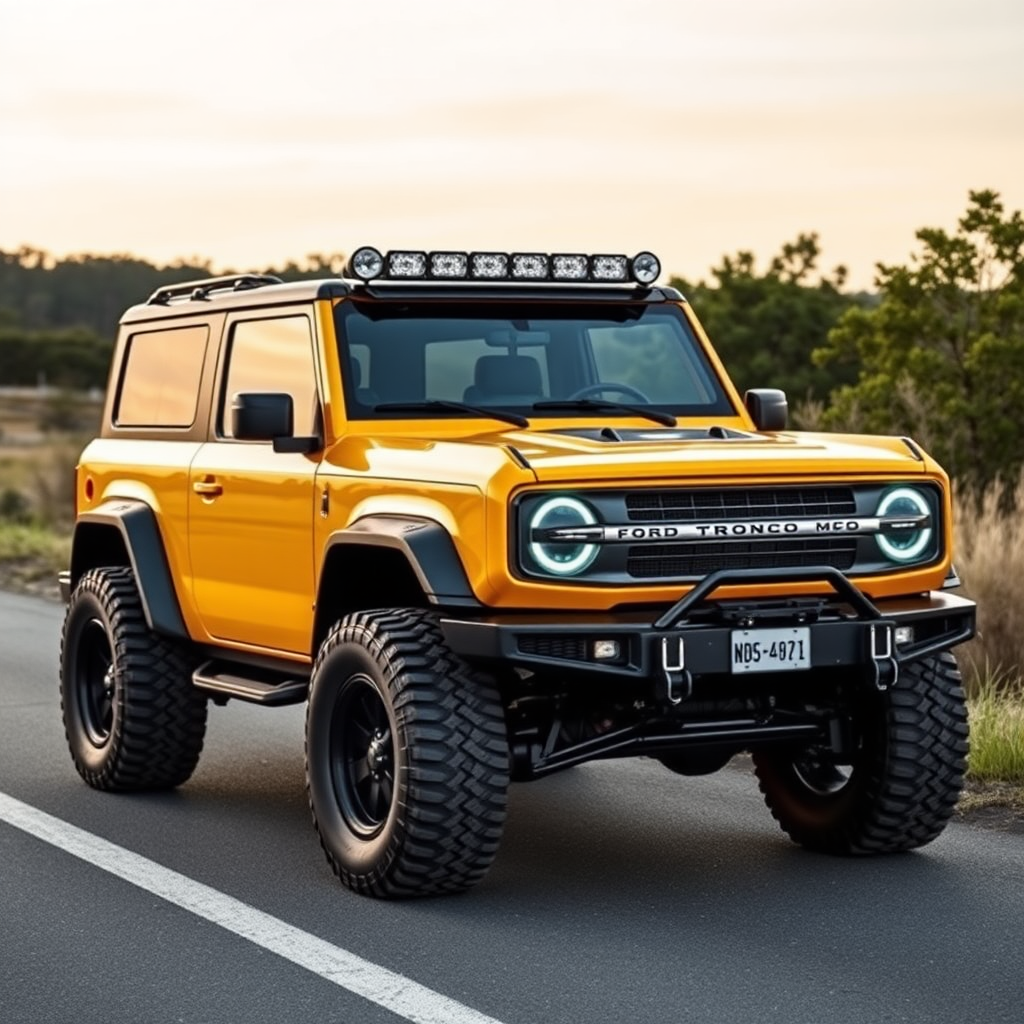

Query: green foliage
<box><xmin>0</xmin><ymin>248</ymin><xmax>348</xmax><ymax>391</ymax></box>
<box><xmin>815</xmin><ymin>189</ymin><xmax>1024</xmax><ymax>489</ymax></box>
<box><xmin>0</xmin><ymin>324</ymin><xmax>112</xmax><ymax>390</ymax></box>
<box><xmin>0</xmin><ymin>488</ymin><xmax>32</xmax><ymax>524</ymax></box>
<box><xmin>967</xmin><ymin>677</ymin><xmax>1024</xmax><ymax>783</ymax></box>
<box><xmin>670</xmin><ymin>233</ymin><xmax>864</xmax><ymax>402</ymax></box>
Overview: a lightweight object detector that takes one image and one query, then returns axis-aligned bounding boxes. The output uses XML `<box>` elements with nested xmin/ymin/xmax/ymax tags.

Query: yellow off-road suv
<box><xmin>59</xmin><ymin>248</ymin><xmax>975</xmax><ymax>898</ymax></box>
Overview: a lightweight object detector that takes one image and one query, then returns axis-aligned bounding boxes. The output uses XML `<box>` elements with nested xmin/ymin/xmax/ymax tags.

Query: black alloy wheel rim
<box><xmin>330</xmin><ymin>674</ymin><xmax>396</xmax><ymax>837</ymax></box>
<box><xmin>77</xmin><ymin>618</ymin><xmax>115</xmax><ymax>746</ymax></box>
<box><xmin>792</xmin><ymin>752</ymin><xmax>854</xmax><ymax>796</ymax></box>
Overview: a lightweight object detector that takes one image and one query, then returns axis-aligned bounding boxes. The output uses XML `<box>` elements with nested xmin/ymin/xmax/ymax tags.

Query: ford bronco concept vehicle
<box><xmin>59</xmin><ymin>247</ymin><xmax>975</xmax><ymax>898</ymax></box>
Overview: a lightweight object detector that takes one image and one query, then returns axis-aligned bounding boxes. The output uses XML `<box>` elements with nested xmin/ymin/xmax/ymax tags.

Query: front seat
<box><xmin>463</xmin><ymin>355</ymin><xmax>543</xmax><ymax>405</ymax></box>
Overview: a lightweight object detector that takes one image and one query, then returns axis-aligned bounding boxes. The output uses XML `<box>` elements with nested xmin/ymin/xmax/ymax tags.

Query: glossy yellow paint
<box><xmin>76</xmin><ymin>295</ymin><xmax>959</xmax><ymax>660</ymax></box>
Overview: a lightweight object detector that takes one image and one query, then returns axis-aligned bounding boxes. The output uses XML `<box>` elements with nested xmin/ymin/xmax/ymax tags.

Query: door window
<box><xmin>220</xmin><ymin>315</ymin><xmax>318</xmax><ymax>438</ymax></box>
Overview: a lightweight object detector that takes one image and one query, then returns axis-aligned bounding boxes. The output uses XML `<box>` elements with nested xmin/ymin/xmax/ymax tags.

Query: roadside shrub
<box><xmin>0</xmin><ymin>487</ymin><xmax>32</xmax><ymax>523</ymax></box>
<box><xmin>967</xmin><ymin>673</ymin><xmax>1024</xmax><ymax>781</ymax></box>
<box><xmin>954</xmin><ymin>476</ymin><xmax>1024</xmax><ymax>693</ymax></box>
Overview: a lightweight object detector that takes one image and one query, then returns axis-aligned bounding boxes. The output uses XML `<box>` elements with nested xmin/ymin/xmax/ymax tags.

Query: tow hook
<box><xmin>870</xmin><ymin>623</ymin><xmax>899</xmax><ymax>690</ymax></box>
<box><xmin>659</xmin><ymin>635</ymin><xmax>692</xmax><ymax>704</ymax></box>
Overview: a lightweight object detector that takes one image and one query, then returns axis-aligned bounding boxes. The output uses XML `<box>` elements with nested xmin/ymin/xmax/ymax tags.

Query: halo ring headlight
<box><xmin>528</xmin><ymin>496</ymin><xmax>599</xmax><ymax>576</ymax></box>
<box><xmin>876</xmin><ymin>487</ymin><xmax>933</xmax><ymax>562</ymax></box>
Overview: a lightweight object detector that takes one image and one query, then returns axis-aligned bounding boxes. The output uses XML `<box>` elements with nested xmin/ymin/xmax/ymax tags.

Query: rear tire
<box><xmin>59</xmin><ymin>566</ymin><xmax>207</xmax><ymax>790</ymax></box>
<box><xmin>752</xmin><ymin>651</ymin><xmax>969</xmax><ymax>854</ymax></box>
<box><xmin>305</xmin><ymin>608</ymin><xmax>509</xmax><ymax>898</ymax></box>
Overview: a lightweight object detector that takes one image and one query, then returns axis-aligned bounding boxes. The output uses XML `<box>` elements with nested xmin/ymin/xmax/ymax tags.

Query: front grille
<box><xmin>626</xmin><ymin>487</ymin><xmax>856</xmax><ymax>522</ymax></box>
<box><xmin>518</xmin><ymin>635</ymin><xmax>588</xmax><ymax>661</ymax></box>
<box><xmin>626</xmin><ymin>538</ymin><xmax>857</xmax><ymax>578</ymax></box>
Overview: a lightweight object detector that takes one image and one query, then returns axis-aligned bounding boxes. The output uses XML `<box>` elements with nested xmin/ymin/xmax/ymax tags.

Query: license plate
<box><xmin>731</xmin><ymin>627</ymin><xmax>810</xmax><ymax>674</ymax></box>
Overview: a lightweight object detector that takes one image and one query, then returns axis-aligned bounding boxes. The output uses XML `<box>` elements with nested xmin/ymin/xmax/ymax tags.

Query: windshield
<box><xmin>334</xmin><ymin>300</ymin><xmax>734</xmax><ymax>419</ymax></box>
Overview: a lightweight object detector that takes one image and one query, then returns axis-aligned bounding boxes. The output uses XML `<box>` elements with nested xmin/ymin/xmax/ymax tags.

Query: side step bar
<box><xmin>193</xmin><ymin>660</ymin><xmax>309</xmax><ymax>706</ymax></box>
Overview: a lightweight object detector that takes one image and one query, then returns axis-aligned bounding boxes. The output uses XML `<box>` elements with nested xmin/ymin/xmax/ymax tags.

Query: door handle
<box><xmin>192</xmin><ymin>479</ymin><xmax>223</xmax><ymax>497</ymax></box>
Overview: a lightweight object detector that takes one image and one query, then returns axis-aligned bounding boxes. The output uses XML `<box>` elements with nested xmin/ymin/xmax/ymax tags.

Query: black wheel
<box><xmin>568</xmin><ymin>382</ymin><xmax>651</xmax><ymax>402</ymax></box>
<box><xmin>59</xmin><ymin>566</ymin><xmax>207</xmax><ymax>790</ymax></box>
<box><xmin>305</xmin><ymin>608</ymin><xmax>509</xmax><ymax>898</ymax></box>
<box><xmin>752</xmin><ymin>651</ymin><xmax>969</xmax><ymax>854</ymax></box>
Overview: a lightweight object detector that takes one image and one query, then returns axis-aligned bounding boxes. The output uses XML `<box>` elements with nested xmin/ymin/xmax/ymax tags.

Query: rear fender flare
<box><xmin>70</xmin><ymin>499</ymin><xmax>187</xmax><ymax>639</ymax></box>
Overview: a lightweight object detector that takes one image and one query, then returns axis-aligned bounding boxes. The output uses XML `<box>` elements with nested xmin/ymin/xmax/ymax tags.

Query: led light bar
<box><xmin>430</xmin><ymin>251</ymin><xmax>468</xmax><ymax>277</ymax></box>
<box><xmin>387</xmin><ymin>251</ymin><xmax>427</xmax><ymax>277</ymax></box>
<box><xmin>343</xmin><ymin>247</ymin><xmax>661</xmax><ymax>285</ymax></box>
<box><xmin>471</xmin><ymin>252</ymin><xmax>509</xmax><ymax>279</ymax></box>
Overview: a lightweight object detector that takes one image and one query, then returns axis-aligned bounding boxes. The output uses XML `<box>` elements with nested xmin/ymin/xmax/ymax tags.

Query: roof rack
<box><xmin>146</xmin><ymin>274</ymin><xmax>284</xmax><ymax>305</ymax></box>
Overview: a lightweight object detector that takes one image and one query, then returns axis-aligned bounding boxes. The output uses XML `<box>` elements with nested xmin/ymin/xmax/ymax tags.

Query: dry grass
<box><xmin>953</xmin><ymin>477</ymin><xmax>1024</xmax><ymax>693</ymax></box>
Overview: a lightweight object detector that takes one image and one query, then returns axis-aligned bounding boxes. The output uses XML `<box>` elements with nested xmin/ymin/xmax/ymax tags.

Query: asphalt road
<box><xmin>1</xmin><ymin>589</ymin><xmax>1022</xmax><ymax>1024</ymax></box>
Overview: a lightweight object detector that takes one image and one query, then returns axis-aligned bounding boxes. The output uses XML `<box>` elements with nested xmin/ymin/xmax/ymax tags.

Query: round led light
<box><xmin>350</xmin><ymin>246</ymin><xmax>383</xmax><ymax>280</ymax></box>
<box><xmin>528</xmin><ymin>496</ymin><xmax>599</xmax><ymax>576</ymax></box>
<box><xmin>631</xmin><ymin>251</ymin><xmax>661</xmax><ymax>285</ymax></box>
<box><xmin>876</xmin><ymin>487</ymin><xmax>933</xmax><ymax>562</ymax></box>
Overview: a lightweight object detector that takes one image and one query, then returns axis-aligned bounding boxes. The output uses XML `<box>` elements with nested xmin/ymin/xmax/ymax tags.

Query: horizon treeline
<box><xmin>2</xmin><ymin>189</ymin><xmax>1022</xmax><ymax>490</ymax></box>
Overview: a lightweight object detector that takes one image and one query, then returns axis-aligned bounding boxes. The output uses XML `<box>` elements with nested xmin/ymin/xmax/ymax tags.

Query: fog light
<box><xmin>349</xmin><ymin>246</ymin><xmax>384</xmax><ymax>280</ymax></box>
<box><xmin>593</xmin><ymin>639</ymin><xmax>621</xmax><ymax>661</ymax></box>
<box><xmin>631</xmin><ymin>251</ymin><xmax>661</xmax><ymax>284</ymax></box>
<box><xmin>895</xmin><ymin>625</ymin><xmax>915</xmax><ymax>646</ymax></box>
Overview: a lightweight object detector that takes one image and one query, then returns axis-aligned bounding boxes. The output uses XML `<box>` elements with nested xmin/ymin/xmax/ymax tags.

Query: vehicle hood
<box><xmin>327</xmin><ymin>423</ymin><xmax>931</xmax><ymax>489</ymax></box>
<box><xmin>508</xmin><ymin>426</ymin><xmax>929</xmax><ymax>483</ymax></box>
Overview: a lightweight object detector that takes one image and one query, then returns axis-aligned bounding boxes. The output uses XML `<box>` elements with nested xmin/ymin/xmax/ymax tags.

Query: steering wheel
<box><xmin>568</xmin><ymin>382</ymin><xmax>652</xmax><ymax>403</ymax></box>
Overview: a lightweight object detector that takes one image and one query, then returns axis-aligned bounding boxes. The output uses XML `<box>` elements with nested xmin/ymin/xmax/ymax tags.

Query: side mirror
<box><xmin>744</xmin><ymin>388</ymin><xmax>788</xmax><ymax>431</ymax></box>
<box><xmin>232</xmin><ymin>392</ymin><xmax>293</xmax><ymax>440</ymax></box>
<box><xmin>230</xmin><ymin>392</ymin><xmax>320</xmax><ymax>453</ymax></box>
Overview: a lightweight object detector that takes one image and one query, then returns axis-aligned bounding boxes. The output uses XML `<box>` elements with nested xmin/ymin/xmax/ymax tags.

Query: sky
<box><xmin>1</xmin><ymin>0</ymin><xmax>1022</xmax><ymax>290</ymax></box>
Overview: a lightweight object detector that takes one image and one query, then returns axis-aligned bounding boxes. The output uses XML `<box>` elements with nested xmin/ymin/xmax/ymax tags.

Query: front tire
<box><xmin>305</xmin><ymin>609</ymin><xmax>509</xmax><ymax>898</ymax></box>
<box><xmin>752</xmin><ymin>651</ymin><xmax>969</xmax><ymax>854</ymax></box>
<box><xmin>59</xmin><ymin>566</ymin><xmax>207</xmax><ymax>790</ymax></box>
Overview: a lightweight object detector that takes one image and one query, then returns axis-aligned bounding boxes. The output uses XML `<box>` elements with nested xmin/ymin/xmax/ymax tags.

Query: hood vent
<box><xmin>552</xmin><ymin>426</ymin><xmax>762</xmax><ymax>443</ymax></box>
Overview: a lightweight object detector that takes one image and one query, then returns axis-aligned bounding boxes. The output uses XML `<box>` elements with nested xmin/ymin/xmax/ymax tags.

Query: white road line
<box><xmin>0</xmin><ymin>791</ymin><xmax>506</xmax><ymax>1024</ymax></box>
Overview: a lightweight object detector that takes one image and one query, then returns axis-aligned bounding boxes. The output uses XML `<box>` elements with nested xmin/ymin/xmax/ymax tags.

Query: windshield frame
<box><xmin>333</xmin><ymin>297</ymin><xmax>737</xmax><ymax>422</ymax></box>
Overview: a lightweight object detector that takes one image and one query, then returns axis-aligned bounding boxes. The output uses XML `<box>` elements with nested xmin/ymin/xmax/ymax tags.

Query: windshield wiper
<box><xmin>532</xmin><ymin>399</ymin><xmax>677</xmax><ymax>427</ymax></box>
<box><xmin>373</xmin><ymin>400</ymin><xmax>528</xmax><ymax>429</ymax></box>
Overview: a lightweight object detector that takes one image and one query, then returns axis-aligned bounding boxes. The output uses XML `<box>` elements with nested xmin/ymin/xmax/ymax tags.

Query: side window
<box><xmin>116</xmin><ymin>325</ymin><xmax>209</xmax><ymax>428</ymax></box>
<box><xmin>220</xmin><ymin>315</ymin><xmax>318</xmax><ymax>438</ymax></box>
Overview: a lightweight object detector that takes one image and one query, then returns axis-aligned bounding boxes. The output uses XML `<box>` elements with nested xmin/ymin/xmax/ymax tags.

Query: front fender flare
<box><xmin>324</xmin><ymin>515</ymin><xmax>479</xmax><ymax>607</ymax></box>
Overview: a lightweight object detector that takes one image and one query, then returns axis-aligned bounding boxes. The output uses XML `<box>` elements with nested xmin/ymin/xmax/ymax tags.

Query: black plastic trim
<box><xmin>324</xmin><ymin>515</ymin><xmax>480</xmax><ymax>607</ymax></box>
<box><xmin>349</xmin><ymin>282</ymin><xmax>675</xmax><ymax>302</ymax></box>
<box><xmin>70</xmin><ymin>500</ymin><xmax>188</xmax><ymax>639</ymax></box>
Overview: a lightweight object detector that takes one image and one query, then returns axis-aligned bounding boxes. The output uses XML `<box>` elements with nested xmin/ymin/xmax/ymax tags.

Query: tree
<box><xmin>814</xmin><ymin>190</ymin><xmax>1024</xmax><ymax>490</ymax></box>
<box><xmin>670</xmin><ymin>233</ymin><xmax>863</xmax><ymax>405</ymax></box>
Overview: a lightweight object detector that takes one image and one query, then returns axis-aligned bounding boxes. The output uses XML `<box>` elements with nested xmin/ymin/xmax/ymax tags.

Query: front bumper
<box><xmin>441</xmin><ymin>566</ymin><xmax>975</xmax><ymax>694</ymax></box>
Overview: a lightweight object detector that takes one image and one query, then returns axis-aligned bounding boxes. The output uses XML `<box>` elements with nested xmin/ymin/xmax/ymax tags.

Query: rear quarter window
<box><xmin>115</xmin><ymin>325</ymin><xmax>209</xmax><ymax>427</ymax></box>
